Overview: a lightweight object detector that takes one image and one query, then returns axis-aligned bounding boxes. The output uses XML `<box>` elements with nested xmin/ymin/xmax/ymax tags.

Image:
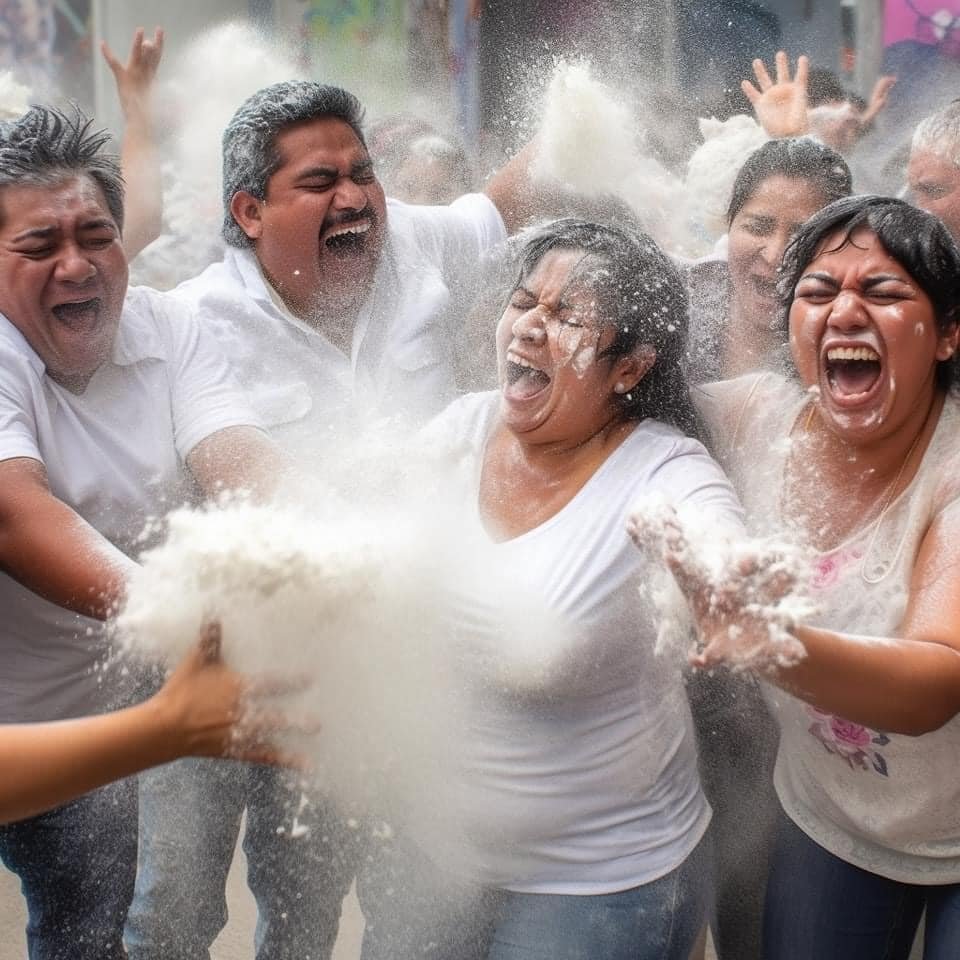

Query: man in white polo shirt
<box><xmin>0</xmin><ymin>105</ymin><xmax>279</xmax><ymax>960</ymax></box>
<box><xmin>126</xmin><ymin>80</ymin><xmax>527</xmax><ymax>960</ymax></box>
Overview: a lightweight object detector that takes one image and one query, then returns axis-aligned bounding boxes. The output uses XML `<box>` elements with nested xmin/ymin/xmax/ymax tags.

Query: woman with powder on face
<box><xmin>686</xmin><ymin>137</ymin><xmax>852</xmax><ymax>384</ymax></box>
<box><xmin>671</xmin><ymin>195</ymin><xmax>960</xmax><ymax>959</ymax></box>
<box><xmin>357</xmin><ymin>219</ymin><xmax>745</xmax><ymax>960</ymax></box>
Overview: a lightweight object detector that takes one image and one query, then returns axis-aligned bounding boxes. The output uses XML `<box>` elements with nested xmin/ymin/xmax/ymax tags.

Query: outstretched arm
<box><xmin>102</xmin><ymin>27</ymin><xmax>165</xmax><ymax>260</ymax></box>
<box><xmin>0</xmin><ymin>457</ymin><xmax>134</xmax><ymax>619</ymax></box>
<box><xmin>0</xmin><ymin>624</ymin><xmax>300</xmax><ymax>824</ymax></box>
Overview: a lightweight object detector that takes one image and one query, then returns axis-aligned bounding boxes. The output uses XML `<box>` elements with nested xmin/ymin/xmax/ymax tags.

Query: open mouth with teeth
<box><xmin>504</xmin><ymin>357</ymin><xmax>551</xmax><ymax>401</ymax></box>
<box><xmin>824</xmin><ymin>345</ymin><xmax>882</xmax><ymax>401</ymax></box>
<box><xmin>323</xmin><ymin>220</ymin><xmax>371</xmax><ymax>254</ymax></box>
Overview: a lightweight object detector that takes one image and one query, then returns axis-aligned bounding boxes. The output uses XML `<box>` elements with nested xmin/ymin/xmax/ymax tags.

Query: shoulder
<box><xmin>420</xmin><ymin>391</ymin><xmax>498</xmax><ymax>455</ymax></box>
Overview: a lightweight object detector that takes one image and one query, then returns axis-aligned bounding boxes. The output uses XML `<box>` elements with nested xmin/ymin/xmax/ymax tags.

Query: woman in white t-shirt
<box><xmin>683</xmin><ymin>195</ymin><xmax>960</xmax><ymax>959</ymax></box>
<box><xmin>357</xmin><ymin>219</ymin><xmax>745</xmax><ymax>960</ymax></box>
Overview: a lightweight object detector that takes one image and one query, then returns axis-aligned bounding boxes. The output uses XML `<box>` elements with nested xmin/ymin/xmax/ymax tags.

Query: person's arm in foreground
<box><xmin>662</xmin><ymin>504</ymin><xmax>960</xmax><ymax>736</ymax></box>
<box><xmin>0</xmin><ymin>624</ymin><xmax>298</xmax><ymax>824</ymax></box>
<box><xmin>0</xmin><ymin>457</ymin><xmax>135</xmax><ymax>619</ymax></box>
<box><xmin>102</xmin><ymin>26</ymin><xmax>165</xmax><ymax>260</ymax></box>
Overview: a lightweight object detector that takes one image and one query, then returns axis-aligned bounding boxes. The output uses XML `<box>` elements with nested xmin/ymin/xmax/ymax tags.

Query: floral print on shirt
<box><xmin>807</xmin><ymin>707</ymin><xmax>891</xmax><ymax>776</ymax></box>
<box><xmin>805</xmin><ymin>547</ymin><xmax>891</xmax><ymax>776</ymax></box>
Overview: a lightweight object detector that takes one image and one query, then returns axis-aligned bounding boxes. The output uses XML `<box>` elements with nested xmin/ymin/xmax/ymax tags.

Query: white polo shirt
<box><xmin>0</xmin><ymin>285</ymin><xmax>263</xmax><ymax>724</ymax></box>
<box><xmin>170</xmin><ymin>193</ymin><xmax>506</xmax><ymax>452</ymax></box>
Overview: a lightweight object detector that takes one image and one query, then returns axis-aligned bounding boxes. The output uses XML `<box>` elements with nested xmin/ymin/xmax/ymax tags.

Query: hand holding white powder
<box><xmin>628</xmin><ymin>494</ymin><xmax>812</xmax><ymax>671</ymax></box>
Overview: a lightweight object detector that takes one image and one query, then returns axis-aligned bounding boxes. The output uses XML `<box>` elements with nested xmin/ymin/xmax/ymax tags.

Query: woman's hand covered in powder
<box><xmin>628</xmin><ymin>500</ymin><xmax>808</xmax><ymax>671</ymax></box>
<box><xmin>101</xmin><ymin>26</ymin><xmax>164</xmax><ymax>122</ymax></box>
<box><xmin>742</xmin><ymin>50</ymin><xmax>810</xmax><ymax>138</ymax></box>
<box><xmin>152</xmin><ymin>623</ymin><xmax>312</xmax><ymax>767</ymax></box>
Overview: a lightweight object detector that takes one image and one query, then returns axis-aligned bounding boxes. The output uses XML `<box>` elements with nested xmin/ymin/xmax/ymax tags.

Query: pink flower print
<box><xmin>806</xmin><ymin>705</ymin><xmax>890</xmax><ymax>776</ymax></box>
<box><xmin>811</xmin><ymin>548</ymin><xmax>863</xmax><ymax>590</ymax></box>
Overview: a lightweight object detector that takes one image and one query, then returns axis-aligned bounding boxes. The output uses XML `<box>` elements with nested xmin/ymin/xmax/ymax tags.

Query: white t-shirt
<box><xmin>420</xmin><ymin>392</ymin><xmax>745</xmax><ymax>894</ymax></box>
<box><xmin>0</xmin><ymin>286</ymin><xmax>262</xmax><ymax>724</ymax></box>
<box><xmin>170</xmin><ymin>193</ymin><xmax>506</xmax><ymax>452</ymax></box>
<box><xmin>698</xmin><ymin>373</ymin><xmax>960</xmax><ymax>884</ymax></box>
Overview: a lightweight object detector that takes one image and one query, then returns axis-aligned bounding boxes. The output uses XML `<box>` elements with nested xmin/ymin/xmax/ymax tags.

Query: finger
<box><xmin>774</xmin><ymin>50</ymin><xmax>789</xmax><ymax>85</ymax></box>
<box><xmin>752</xmin><ymin>58</ymin><xmax>773</xmax><ymax>92</ymax></box>
<box><xmin>795</xmin><ymin>54</ymin><xmax>809</xmax><ymax>91</ymax></box>
<box><xmin>198</xmin><ymin>621</ymin><xmax>222</xmax><ymax>663</ymax></box>
<box><xmin>741</xmin><ymin>79</ymin><xmax>762</xmax><ymax>105</ymax></box>
<box><xmin>100</xmin><ymin>40</ymin><xmax>121</xmax><ymax>74</ymax></box>
<box><xmin>129</xmin><ymin>26</ymin><xmax>144</xmax><ymax>63</ymax></box>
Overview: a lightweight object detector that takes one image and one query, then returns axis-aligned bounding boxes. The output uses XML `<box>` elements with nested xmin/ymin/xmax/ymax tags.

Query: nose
<box><xmin>54</xmin><ymin>244</ymin><xmax>97</xmax><ymax>284</ymax></box>
<box><xmin>758</xmin><ymin>229</ymin><xmax>790</xmax><ymax>268</ymax></box>
<box><xmin>827</xmin><ymin>290</ymin><xmax>868</xmax><ymax>331</ymax></box>
<box><xmin>512</xmin><ymin>306</ymin><xmax>547</xmax><ymax>345</ymax></box>
<box><xmin>331</xmin><ymin>176</ymin><xmax>368</xmax><ymax>212</ymax></box>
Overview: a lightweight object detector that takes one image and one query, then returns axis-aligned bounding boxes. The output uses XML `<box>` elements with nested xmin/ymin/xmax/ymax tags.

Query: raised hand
<box><xmin>742</xmin><ymin>50</ymin><xmax>810</xmax><ymax>138</ymax></box>
<box><xmin>101</xmin><ymin>26</ymin><xmax>164</xmax><ymax>122</ymax></box>
<box><xmin>860</xmin><ymin>74</ymin><xmax>897</xmax><ymax>128</ymax></box>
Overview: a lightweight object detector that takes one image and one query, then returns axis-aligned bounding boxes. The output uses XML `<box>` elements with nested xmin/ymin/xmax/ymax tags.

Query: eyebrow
<box><xmin>11</xmin><ymin>219</ymin><xmax>117</xmax><ymax>242</ymax></box>
<box><xmin>799</xmin><ymin>271</ymin><xmax>909</xmax><ymax>287</ymax></box>
<box><xmin>295</xmin><ymin>160</ymin><xmax>374</xmax><ymax>180</ymax></box>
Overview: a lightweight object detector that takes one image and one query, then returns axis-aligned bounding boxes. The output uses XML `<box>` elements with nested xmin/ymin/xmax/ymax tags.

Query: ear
<box><xmin>229</xmin><ymin>191</ymin><xmax>265</xmax><ymax>242</ymax></box>
<box><xmin>936</xmin><ymin>321</ymin><xmax>960</xmax><ymax>362</ymax></box>
<box><xmin>611</xmin><ymin>345</ymin><xmax>657</xmax><ymax>396</ymax></box>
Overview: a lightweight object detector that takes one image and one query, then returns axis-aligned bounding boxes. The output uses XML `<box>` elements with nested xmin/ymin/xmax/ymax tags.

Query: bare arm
<box><xmin>770</xmin><ymin>508</ymin><xmax>960</xmax><ymax>735</ymax></box>
<box><xmin>0</xmin><ymin>624</ymin><xmax>298</xmax><ymax>824</ymax></box>
<box><xmin>186</xmin><ymin>425</ymin><xmax>291</xmax><ymax>502</ymax></box>
<box><xmin>102</xmin><ymin>27</ymin><xmax>165</xmax><ymax>260</ymax></box>
<box><xmin>484</xmin><ymin>139</ymin><xmax>547</xmax><ymax>234</ymax></box>
<box><xmin>672</xmin><ymin>503</ymin><xmax>960</xmax><ymax>735</ymax></box>
<box><xmin>0</xmin><ymin>458</ymin><xmax>134</xmax><ymax>619</ymax></box>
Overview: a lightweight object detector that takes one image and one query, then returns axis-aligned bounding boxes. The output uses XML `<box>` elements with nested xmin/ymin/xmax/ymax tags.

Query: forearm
<box><xmin>0</xmin><ymin>699</ymin><xmax>177</xmax><ymax>824</ymax></box>
<box><xmin>484</xmin><ymin>140</ymin><xmax>542</xmax><ymax>234</ymax></box>
<box><xmin>119</xmin><ymin>113</ymin><xmax>163</xmax><ymax>260</ymax></box>
<box><xmin>0</xmin><ymin>505</ymin><xmax>134</xmax><ymax>619</ymax></box>
<box><xmin>769</xmin><ymin>625</ymin><xmax>960</xmax><ymax>735</ymax></box>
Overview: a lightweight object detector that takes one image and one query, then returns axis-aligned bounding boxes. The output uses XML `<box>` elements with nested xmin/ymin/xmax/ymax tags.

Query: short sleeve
<box><xmin>400</xmin><ymin>193</ymin><xmax>507</xmax><ymax>279</ymax></box>
<box><xmin>0</xmin><ymin>345</ymin><xmax>43</xmax><ymax>465</ymax></box>
<box><xmin>649</xmin><ymin>436</ymin><xmax>747</xmax><ymax>538</ymax></box>
<box><xmin>149</xmin><ymin>295</ymin><xmax>265</xmax><ymax>459</ymax></box>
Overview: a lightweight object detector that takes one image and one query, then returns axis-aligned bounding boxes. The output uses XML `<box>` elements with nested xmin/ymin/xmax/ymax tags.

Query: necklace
<box><xmin>783</xmin><ymin>398</ymin><xmax>934</xmax><ymax>580</ymax></box>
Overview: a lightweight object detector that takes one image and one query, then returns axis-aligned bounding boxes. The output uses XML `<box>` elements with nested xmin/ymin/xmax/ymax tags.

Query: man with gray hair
<box><xmin>0</xmin><ymin>105</ymin><xmax>280</xmax><ymax>959</ymax></box>
<box><xmin>908</xmin><ymin>99</ymin><xmax>960</xmax><ymax>240</ymax></box>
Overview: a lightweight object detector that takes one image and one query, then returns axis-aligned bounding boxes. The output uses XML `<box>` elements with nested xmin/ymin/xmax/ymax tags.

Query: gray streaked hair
<box><xmin>912</xmin><ymin>100</ymin><xmax>960</xmax><ymax>166</ymax></box>
<box><xmin>0</xmin><ymin>105</ymin><xmax>124</xmax><ymax>230</ymax></box>
<box><xmin>221</xmin><ymin>80</ymin><xmax>366</xmax><ymax>248</ymax></box>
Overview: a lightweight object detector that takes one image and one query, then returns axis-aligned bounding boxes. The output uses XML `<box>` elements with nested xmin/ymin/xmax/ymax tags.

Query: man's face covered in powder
<box><xmin>907</xmin><ymin>148</ymin><xmax>960</xmax><ymax>242</ymax></box>
<box><xmin>236</xmin><ymin>116</ymin><xmax>388</xmax><ymax>319</ymax></box>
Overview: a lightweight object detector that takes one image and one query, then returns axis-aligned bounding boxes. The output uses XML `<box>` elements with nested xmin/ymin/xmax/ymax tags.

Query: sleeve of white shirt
<box><xmin>405</xmin><ymin>192</ymin><xmax>507</xmax><ymax>278</ymax></box>
<box><xmin>0</xmin><ymin>346</ymin><xmax>43</xmax><ymax>465</ymax></box>
<box><xmin>650</xmin><ymin>435</ymin><xmax>747</xmax><ymax>538</ymax></box>
<box><xmin>151</xmin><ymin>294</ymin><xmax>266</xmax><ymax>460</ymax></box>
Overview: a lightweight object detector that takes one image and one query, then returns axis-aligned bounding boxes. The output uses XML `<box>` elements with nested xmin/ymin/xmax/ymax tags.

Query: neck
<box><xmin>507</xmin><ymin>414</ymin><xmax>635</xmax><ymax>476</ymax></box>
<box><xmin>723</xmin><ymin>300</ymin><xmax>778</xmax><ymax>378</ymax></box>
<box><xmin>805</xmin><ymin>383</ymin><xmax>943</xmax><ymax>490</ymax></box>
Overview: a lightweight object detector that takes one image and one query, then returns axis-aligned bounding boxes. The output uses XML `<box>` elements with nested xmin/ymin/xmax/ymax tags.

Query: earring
<box><xmin>614</xmin><ymin>382</ymin><xmax>626</xmax><ymax>393</ymax></box>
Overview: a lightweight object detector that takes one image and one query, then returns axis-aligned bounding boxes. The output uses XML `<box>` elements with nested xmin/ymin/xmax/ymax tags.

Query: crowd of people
<box><xmin>0</xmin><ymin>19</ymin><xmax>958</xmax><ymax>960</ymax></box>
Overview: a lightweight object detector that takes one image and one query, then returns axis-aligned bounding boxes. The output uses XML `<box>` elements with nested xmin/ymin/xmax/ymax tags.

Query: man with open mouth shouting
<box><xmin>0</xmin><ymin>106</ymin><xmax>281</xmax><ymax>960</ymax></box>
<box><xmin>132</xmin><ymin>79</ymin><xmax>527</xmax><ymax>960</ymax></box>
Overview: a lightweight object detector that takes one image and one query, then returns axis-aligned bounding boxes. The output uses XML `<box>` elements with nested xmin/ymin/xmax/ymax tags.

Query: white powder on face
<box><xmin>629</xmin><ymin>493</ymin><xmax>814</xmax><ymax>670</ymax></box>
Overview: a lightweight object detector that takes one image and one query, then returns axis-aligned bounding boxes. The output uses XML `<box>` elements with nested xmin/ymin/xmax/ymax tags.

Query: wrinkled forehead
<box><xmin>0</xmin><ymin>174</ymin><xmax>116</xmax><ymax>233</ymax></box>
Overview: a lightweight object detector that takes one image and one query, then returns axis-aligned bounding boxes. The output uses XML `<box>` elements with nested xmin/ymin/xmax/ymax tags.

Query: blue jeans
<box><xmin>0</xmin><ymin>777</ymin><xmax>138</xmax><ymax>960</ymax></box>
<box><xmin>359</xmin><ymin>829</ymin><xmax>714</xmax><ymax>960</ymax></box>
<box><xmin>125</xmin><ymin>758</ymin><xmax>361</xmax><ymax>960</ymax></box>
<box><xmin>763</xmin><ymin>810</ymin><xmax>960</xmax><ymax>960</ymax></box>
